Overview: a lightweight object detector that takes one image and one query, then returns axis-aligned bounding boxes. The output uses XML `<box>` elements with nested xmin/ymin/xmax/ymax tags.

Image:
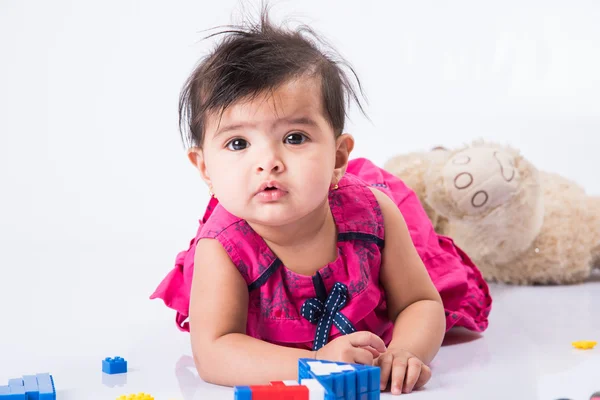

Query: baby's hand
<box><xmin>375</xmin><ymin>347</ymin><xmax>431</xmax><ymax>395</ymax></box>
<box><xmin>315</xmin><ymin>331</ymin><xmax>387</xmax><ymax>365</ymax></box>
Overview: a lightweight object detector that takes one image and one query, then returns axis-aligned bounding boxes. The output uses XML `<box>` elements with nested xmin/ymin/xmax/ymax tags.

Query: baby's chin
<box><xmin>225</xmin><ymin>197</ymin><xmax>326</xmax><ymax>227</ymax></box>
<box><xmin>242</xmin><ymin>211</ymin><xmax>303</xmax><ymax>228</ymax></box>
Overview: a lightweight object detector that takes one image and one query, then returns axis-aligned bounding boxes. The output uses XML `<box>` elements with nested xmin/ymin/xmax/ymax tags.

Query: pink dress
<box><xmin>151</xmin><ymin>158</ymin><xmax>491</xmax><ymax>350</ymax></box>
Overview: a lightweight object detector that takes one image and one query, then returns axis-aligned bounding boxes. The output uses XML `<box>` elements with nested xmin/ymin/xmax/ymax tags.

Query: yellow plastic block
<box><xmin>571</xmin><ymin>340</ymin><xmax>597</xmax><ymax>349</ymax></box>
<box><xmin>116</xmin><ymin>393</ymin><xmax>154</xmax><ymax>400</ymax></box>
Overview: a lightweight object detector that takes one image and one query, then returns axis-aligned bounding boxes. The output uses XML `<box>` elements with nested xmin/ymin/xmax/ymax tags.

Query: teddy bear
<box><xmin>383</xmin><ymin>141</ymin><xmax>600</xmax><ymax>285</ymax></box>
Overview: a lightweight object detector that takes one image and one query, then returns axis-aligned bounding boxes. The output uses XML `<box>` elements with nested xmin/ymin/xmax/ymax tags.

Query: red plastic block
<box><xmin>249</xmin><ymin>384</ymin><xmax>309</xmax><ymax>400</ymax></box>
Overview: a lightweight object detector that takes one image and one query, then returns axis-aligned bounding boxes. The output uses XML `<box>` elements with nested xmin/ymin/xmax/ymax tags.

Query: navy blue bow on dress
<box><xmin>301</xmin><ymin>282</ymin><xmax>357</xmax><ymax>351</ymax></box>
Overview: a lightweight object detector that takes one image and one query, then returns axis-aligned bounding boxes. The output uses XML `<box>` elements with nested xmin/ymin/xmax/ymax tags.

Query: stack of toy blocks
<box><xmin>298</xmin><ymin>359</ymin><xmax>380</xmax><ymax>400</ymax></box>
<box><xmin>0</xmin><ymin>373</ymin><xmax>56</xmax><ymax>400</ymax></box>
<box><xmin>234</xmin><ymin>358</ymin><xmax>380</xmax><ymax>400</ymax></box>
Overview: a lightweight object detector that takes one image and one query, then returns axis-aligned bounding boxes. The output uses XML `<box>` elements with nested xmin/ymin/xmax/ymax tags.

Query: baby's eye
<box><xmin>226</xmin><ymin>138</ymin><xmax>249</xmax><ymax>151</ymax></box>
<box><xmin>285</xmin><ymin>133</ymin><xmax>307</xmax><ymax>145</ymax></box>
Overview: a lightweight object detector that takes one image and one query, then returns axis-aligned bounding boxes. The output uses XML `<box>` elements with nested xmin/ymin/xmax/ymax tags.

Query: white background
<box><xmin>1</xmin><ymin>1</ymin><xmax>599</xmax><ymax>399</ymax></box>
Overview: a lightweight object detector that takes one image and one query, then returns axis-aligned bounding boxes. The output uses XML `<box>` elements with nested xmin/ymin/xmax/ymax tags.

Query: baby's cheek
<box><xmin>217</xmin><ymin>197</ymin><xmax>247</xmax><ymax>221</ymax></box>
<box><xmin>303</xmin><ymin>183</ymin><xmax>330</xmax><ymax>205</ymax></box>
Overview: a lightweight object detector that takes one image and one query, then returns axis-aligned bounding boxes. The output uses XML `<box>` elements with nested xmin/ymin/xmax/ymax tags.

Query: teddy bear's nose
<box><xmin>493</xmin><ymin>151</ymin><xmax>516</xmax><ymax>182</ymax></box>
<box><xmin>442</xmin><ymin>147</ymin><xmax>521</xmax><ymax>215</ymax></box>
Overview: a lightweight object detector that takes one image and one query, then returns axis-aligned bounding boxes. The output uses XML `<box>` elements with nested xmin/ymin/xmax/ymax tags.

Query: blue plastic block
<box><xmin>0</xmin><ymin>380</ymin><xmax>25</xmax><ymax>400</ymax></box>
<box><xmin>11</xmin><ymin>386</ymin><xmax>25</xmax><ymax>395</ymax></box>
<box><xmin>0</xmin><ymin>374</ymin><xmax>54</xmax><ymax>400</ymax></box>
<box><xmin>329</xmin><ymin>371</ymin><xmax>344</xmax><ymax>398</ymax></box>
<box><xmin>366</xmin><ymin>366</ymin><xmax>379</xmax><ymax>393</ymax></box>
<box><xmin>352</xmin><ymin>365</ymin><xmax>369</xmax><ymax>394</ymax></box>
<box><xmin>36</xmin><ymin>374</ymin><xmax>56</xmax><ymax>400</ymax></box>
<box><xmin>298</xmin><ymin>358</ymin><xmax>310</xmax><ymax>381</ymax></box>
<box><xmin>298</xmin><ymin>358</ymin><xmax>310</xmax><ymax>379</ymax></box>
<box><xmin>313</xmin><ymin>373</ymin><xmax>333</xmax><ymax>397</ymax></box>
<box><xmin>0</xmin><ymin>391</ymin><xmax>26</xmax><ymax>399</ymax></box>
<box><xmin>6</xmin><ymin>380</ymin><xmax>22</xmax><ymax>390</ymax></box>
<box><xmin>298</xmin><ymin>359</ymin><xmax>337</xmax><ymax>400</ymax></box>
<box><xmin>367</xmin><ymin>389</ymin><xmax>380</xmax><ymax>400</ymax></box>
<box><xmin>298</xmin><ymin>358</ymin><xmax>378</xmax><ymax>400</ymax></box>
<box><xmin>36</xmin><ymin>373</ymin><xmax>52</xmax><ymax>391</ymax></box>
<box><xmin>320</xmin><ymin>360</ymin><xmax>357</xmax><ymax>400</ymax></box>
<box><xmin>298</xmin><ymin>359</ymin><xmax>381</xmax><ymax>400</ymax></box>
<box><xmin>353</xmin><ymin>364</ymin><xmax>379</xmax><ymax>393</ymax></box>
<box><xmin>102</xmin><ymin>356</ymin><xmax>127</xmax><ymax>374</ymax></box>
<box><xmin>35</xmin><ymin>374</ymin><xmax>52</xmax><ymax>390</ymax></box>
<box><xmin>316</xmin><ymin>361</ymin><xmax>350</xmax><ymax>399</ymax></box>
<box><xmin>22</xmin><ymin>376</ymin><xmax>38</xmax><ymax>400</ymax></box>
<box><xmin>233</xmin><ymin>386</ymin><xmax>251</xmax><ymax>400</ymax></box>
<box><xmin>342</xmin><ymin>367</ymin><xmax>357</xmax><ymax>400</ymax></box>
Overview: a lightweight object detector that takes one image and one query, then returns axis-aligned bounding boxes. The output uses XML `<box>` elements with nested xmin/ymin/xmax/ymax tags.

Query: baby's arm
<box><xmin>370</xmin><ymin>188</ymin><xmax>446</xmax><ymax>393</ymax></box>
<box><xmin>188</xmin><ymin>238</ymin><xmax>314</xmax><ymax>386</ymax></box>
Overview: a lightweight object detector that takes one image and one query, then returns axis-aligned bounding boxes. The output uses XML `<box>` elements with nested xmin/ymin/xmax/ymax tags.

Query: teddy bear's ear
<box><xmin>432</xmin><ymin>146</ymin><xmax>449</xmax><ymax>151</ymax></box>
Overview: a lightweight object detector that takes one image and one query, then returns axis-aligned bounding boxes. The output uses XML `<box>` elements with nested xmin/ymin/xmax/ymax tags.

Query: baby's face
<box><xmin>197</xmin><ymin>76</ymin><xmax>339</xmax><ymax>227</ymax></box>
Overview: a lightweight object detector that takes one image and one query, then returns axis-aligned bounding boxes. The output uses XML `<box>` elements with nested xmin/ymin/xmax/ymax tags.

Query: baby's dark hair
<box><xmin>178</xmin><ymin>6</ymin><xmax>366</xmax><ymax>148</ymax></box>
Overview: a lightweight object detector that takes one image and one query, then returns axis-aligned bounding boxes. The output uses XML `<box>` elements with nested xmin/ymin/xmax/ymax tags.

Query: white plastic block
<box><xmin>301</xmin><ymin>379</ymin><xmax>325</xmax><ymax>400</ymax></box>
<box><xmin>307</xmin><ymin>360</ymin><xmax>355</xmax><ymax>375</ymax></box>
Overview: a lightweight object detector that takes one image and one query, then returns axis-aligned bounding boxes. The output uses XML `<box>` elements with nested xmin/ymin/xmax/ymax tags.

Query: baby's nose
<box><xmin>257</xmin><ymin>156</ymin><xmax>284</xmax><ymax>173</ymax></box>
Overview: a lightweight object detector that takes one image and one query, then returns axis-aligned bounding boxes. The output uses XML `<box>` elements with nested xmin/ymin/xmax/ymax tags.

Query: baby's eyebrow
<box><xmin>214</xmin><ymin>116</ymin><xmax>319</xmax><ymax>138</ymax></box>
<box><xmin>280</xmin><ymin>116</ymin><xmax>319</xmax><ymax>128</ymax></box>
<box><xmin>214</xmin><ymin>122</ymin><xmax>256</xmax><ymax>138</ymax></box>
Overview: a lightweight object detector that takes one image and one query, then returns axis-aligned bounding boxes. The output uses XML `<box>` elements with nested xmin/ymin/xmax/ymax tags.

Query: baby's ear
<box><xmin>334</xmin><ymin>133</ymin><xmax>355</xmax><ymax>175</ymax></box>
<box><xmin>187</xmin><ymin>147</ymin><xmax>211</xmax><ymax>186</ymax></box>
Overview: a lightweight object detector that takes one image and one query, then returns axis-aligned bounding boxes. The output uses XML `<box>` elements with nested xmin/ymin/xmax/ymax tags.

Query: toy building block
<box><xmin>234</xmin><ymin>380</ymin><xmax>319</xmax><ymax>400</ymax></box>
<box><xmin>103</xmin><ymin>356</ymin><xmax>128</xmax><ymax>374</ymax></box>
<box><xmin>115</xmin><ymin>393</ymin><xmax>154</xmax><ymax>400</ymax></box>
<box><xmin>0</xmin><ymin>384</ymin><xmax>25</xmax><ymax>400</ymax></box>
<box><xmin>233</xmin><ymin>386</ymin><xmax>251</xmax><ymax>400</ymax></box>
<box><xmin>232</xmin><ymin>359</ymin><xmax>380</xmax><ymax>400</ymax></box>
<box><xmin>36</xmin><ymin>373</ymin><xmax>57</xmax><ymax>400</ymax></box>
<box><xmin>298</xmin><ymin>358</ymin><xmax>380</xmax><ymax>400</ymax></box>
<box><xmin>251</xmin><ymin>383</ymin><xmax>308</xmax><ymax>400</ymax></box>
<box><xmin>300</xmin><ymin>379</ymin><xmax>325</xmax><ymax>400</ymax></box>
<box><xmin>22</xmin><ymin>376</ymin><xmax>38</xmax><ymax>399</ymax></box>
<box><xmin>0</xmin><ymin>373</ymin><xmax>56</xmax><ymax>400</ymax></box>
<box><xmin>571</xmin><ymin>340</ymin><xmax>597</xmax><ymax>349</ymax></box>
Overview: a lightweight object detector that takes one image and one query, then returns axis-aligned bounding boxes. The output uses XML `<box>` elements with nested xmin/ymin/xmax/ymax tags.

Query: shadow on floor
<box><xmin>441</xmin><ymin>327</ymin><xmax>483</xmax><ymax>346</ymax></box>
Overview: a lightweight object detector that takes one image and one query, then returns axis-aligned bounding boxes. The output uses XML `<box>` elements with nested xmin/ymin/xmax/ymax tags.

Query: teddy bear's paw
<box><xmin>440</xmin><ymin>147</ymin><xmax>521</xmax><ymax>216</ymax></box>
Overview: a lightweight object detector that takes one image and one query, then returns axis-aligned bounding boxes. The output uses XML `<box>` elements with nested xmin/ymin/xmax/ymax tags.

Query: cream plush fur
<box><xmin>384</xmin><ymin>142</ymin><xmax>600</xmax><ymax>285</ymax></box>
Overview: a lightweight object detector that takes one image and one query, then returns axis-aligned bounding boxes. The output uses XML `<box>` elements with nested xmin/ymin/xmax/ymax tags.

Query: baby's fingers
<box><xmin>376</xmin><ymin>353</ymin><xmax>393</xmax><ymax>390</ymax></box>
<box><xmin>390</xmin><ymin>358</ymin><xmax>407</xmax><ymax>395</ymax></box>
<box><xmin>353</xmin><ymin>347</ymin><xmax>376</xmax><ymax>366</ymax></box>
<box><xmin>347</xmin><ymin>331</ymin><xmax>387</xmax><ymax>354</ymax></box>
<box><xmin>402</xmin><ymin>358</ymin><xmax>422</xmax><ymax>393</ymax></box>
<box><xmin>361</xmin><ymin>345</ymin><xmax>381</xmax><ymax>359</ymax></box>
<box><xmin>413</xmin><ymin>364</ymin><xmax>432</xmax><ymax>390</ymax></box>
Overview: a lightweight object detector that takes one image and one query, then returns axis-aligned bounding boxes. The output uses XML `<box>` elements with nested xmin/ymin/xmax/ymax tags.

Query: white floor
<box><xmin>1</xmin><ymin>240</ymin><xmax>599</xmax><ymax>400</ymax></box>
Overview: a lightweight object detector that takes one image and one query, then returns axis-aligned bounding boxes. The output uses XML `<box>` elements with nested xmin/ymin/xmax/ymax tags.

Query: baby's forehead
<box><xmin>237</xmin><ymin>77</ymin><xmax>322</xmax><ymax>114</ymax></box>
<box><xmin>207</xmin><ymin>77</ymin><xmax>327</xmax><ymax>133</ymax></box>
